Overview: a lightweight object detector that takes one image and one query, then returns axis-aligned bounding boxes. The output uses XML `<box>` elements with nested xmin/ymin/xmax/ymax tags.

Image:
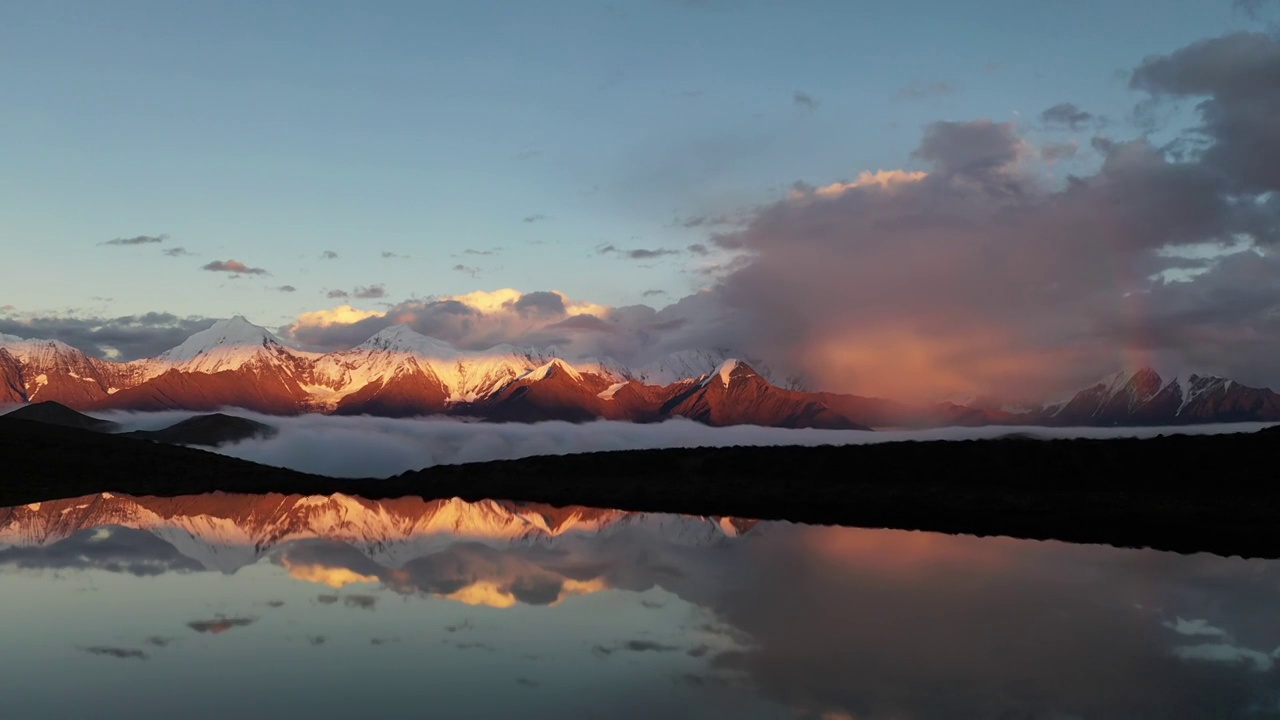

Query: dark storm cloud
<box><xmin>352</xmin><ymin>285</ymin><xmax>386</xmax><ymax>299</ymax></box>
<box><xmin>1040</xmin><ymin>102</ymin><xmax>1094</xmax><ymax>130</ymax></box>
<box><xmin>101</xmin><ymin>234</ymin><xmax>167</xmax><ymax>246</ymax></box>
<box><xmin>1130</xmin><ymin>31</ymin><xmax>1280</xmax><ymax>193</ymax></box>
<box><xmin>0</xmin><ymin>312</ymin><xmax>210</xmax><ymax>360</ymax></box>
<box><xmin>0</xmin><ymin>527</ymin><xmax>204</xmax><ymax>576</ymax></box>
<box><xmin>202</xmin><ymin>259</ymin><xmax>268</xmax><ymax>275</ymax></box>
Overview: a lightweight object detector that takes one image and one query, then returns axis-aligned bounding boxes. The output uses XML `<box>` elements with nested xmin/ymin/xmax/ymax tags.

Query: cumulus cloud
<box><xmin>698</xmin><ymin>38</ymin><xmax>1280</xmax><ymax>403</ymax></box>
<box><xmin>101</xmin><ymin>234</ymin><xmax>167</xmax><ymax>246</ymax></box>
<box><xmin>202</xmin><ymin>259</ymin><xmax>268</xmax><ymax>276</ymax></box>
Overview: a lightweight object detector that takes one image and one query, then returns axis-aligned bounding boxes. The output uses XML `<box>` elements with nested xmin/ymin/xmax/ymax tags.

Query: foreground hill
<box><xmin>2</xmin><ymin>415</ymin><xmax>1279</xmax><ymax>557</ymax></box>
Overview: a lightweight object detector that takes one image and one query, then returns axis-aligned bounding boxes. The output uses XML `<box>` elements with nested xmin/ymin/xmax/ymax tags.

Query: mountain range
<box><xmin>3</xmin><ymin>317</ymin><xmax>1280</xmax><ymax>429</ymax></box>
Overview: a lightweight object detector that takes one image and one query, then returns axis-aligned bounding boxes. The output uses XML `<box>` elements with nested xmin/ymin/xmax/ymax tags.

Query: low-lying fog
<box><xmin>88</xmin><ymin>410</ymin><xmax>1280</xmax><ymax>479</ymax></box>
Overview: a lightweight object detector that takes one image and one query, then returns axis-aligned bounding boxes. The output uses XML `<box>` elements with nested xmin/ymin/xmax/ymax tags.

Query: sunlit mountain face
<box><xmin>3</xmin><ymin>493</ymin><xmax>1280</xmax><ymax>719</ymax></box>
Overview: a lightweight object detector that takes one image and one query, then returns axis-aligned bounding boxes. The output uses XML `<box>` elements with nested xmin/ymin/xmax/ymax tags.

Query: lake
<box><xmin>2</xmin><ymin>493</ymin><xmax>1278</xmax><ymax>719</ymax></box>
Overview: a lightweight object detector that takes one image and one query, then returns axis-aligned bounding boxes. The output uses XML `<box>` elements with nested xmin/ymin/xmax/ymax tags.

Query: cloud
<box><xmin>187</xmin><ymin>616</ymin><xmax>256</xmax><ymax>634</ymax></box>
<box><xmin>101</xmin><ymin>234</ymin><xmax>167</xmax><ymax>247</ymax></box>
<box><xmin>1234</xmin><ymin>0</ymin><xmax>1278</xmax><ymax>20</ymax></box>
<box><xmin>0</xmin><ymin>312</ymin><xmax>211</xmax><ymax>360</ymax></box>
<box><xmin>0</xmin><ymin>527</ymin><xmax>204</xmax><ymax>576</ymax></box>
<box><xmin>700</xmin><ymin>55</ymin><xmax>1280</xmax><ymax>403</ymax></box>
<box><xmin>1040</xmin><ymin>102</ymin><xmax>1094</xmax><ymax>130</ymax></box>
<box><xmin>276</xmin><ymin>285</ymin><xmax>297</xmax><ymax>293</ymax></box>
<box><xmin>202</xmin><ymin>259</ymin><xmax>268</xmax><ymax>276</ymax></box>
<box><xmin>793</xmin><ymin>91</ymin><xmax>819</xmax><ymax>110</ymax></box>
<box><xmin>326</xmin><ymin>289</ymin><xmax>350</xmax><ymax>299</ymax></box>
<box><xmin>643</xmin><ymin>289</ymin><xmax>667</xmax><ymax>297</ymax></box>
<box><xmin>320</xmin><ymin>251</ymin><xmax>338</xmax><ymax>260</ymax></box>
<box><xmin>1039</xmin><ymin>141</ymin><xmax>1079</xmax><ymax>163</ymax></box>
<box><xmin>81</xmin><ymin>646</ymin><xmax>148</xmax><ymax>660</ymax></box>
<box><xmin>523</xmin><ymin>214</ymin><xmax>546</xmax><ymax>223</ymax></box>
<box><xmin>598</xmin><ymin>244</ymin><xmax>680</xmax><ymax>260</ymax></box>
<box><xmin>678</xmin><ymin>215</ymin><xmax>734</xmax><ymax>228</ymax></box>
<box><xmin>163</xmin><ymin>247</ymin><xmax>193</xmax><ymax>257</ymax></box>
<box><xmin>463</xmin><ymin>248</ymin><xmax>497</xmax><ymax>256</ymax></box>
<box><xmin>353</xmin><ymin>285</ymin><xmax>386</xmax><ymax>299</ymax></box>
<box><xmin>381</xmin><ymin>251</ymin><xmax>406</xmax><ymax>259</ymax></box>
<box><xmin>453</xmin><ymin>264</ymin><xmax>481</xmax><ymax>278</ymax></box>
<box><xmin>687</xmin><ymin>243</ymin><xmax>710</xmax><ymax>256</ymax></box>
<box><xmin>95</xmin><ymin>409</ymin><xmax>1277</xmax><ymax>479</ymax></box>
<box><xmin>896</xmin><ymin>81</ymin><xmax>955</xmax><ymax>100</ymax></box>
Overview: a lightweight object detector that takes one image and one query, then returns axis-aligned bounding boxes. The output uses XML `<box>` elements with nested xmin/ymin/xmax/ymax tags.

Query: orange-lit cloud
<box><xmin>293</xmin><ymin>305</ymin><xmax>382</xmax><ymax>329</ymax></box>
<box><xmin>283</xmin><ymin>558</ymin><xmax>380</xmax><ymax>588</ymax></box>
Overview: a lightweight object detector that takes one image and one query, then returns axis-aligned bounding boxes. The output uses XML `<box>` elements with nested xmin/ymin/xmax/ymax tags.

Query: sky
<box><xmin>2</xmin><ymin>0</ymin><xmax>1279</xmax><ymax>402</ymax></box>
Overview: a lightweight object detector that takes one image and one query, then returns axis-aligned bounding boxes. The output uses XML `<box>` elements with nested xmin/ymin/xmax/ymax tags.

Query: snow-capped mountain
<box><xmin>3</xmin><ymin>318</ymin><xmax>1280</xmax><ymax>429</ymax></box>
<box><xmin>0</xmin><ymin>492</ymin><xmax>753</xmax><ymax>577</ymax></box>
<box><xmin>1042</xmin><ymin>368</ymin><xmax>1280</xmax><ymax>426</ymax></box>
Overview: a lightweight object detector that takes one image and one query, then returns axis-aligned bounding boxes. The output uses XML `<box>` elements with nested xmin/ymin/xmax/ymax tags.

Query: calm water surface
<box><xmin>2</xmin><ymin>493</ymin><xmax>1278</xmax><ymax>719</ymax></box>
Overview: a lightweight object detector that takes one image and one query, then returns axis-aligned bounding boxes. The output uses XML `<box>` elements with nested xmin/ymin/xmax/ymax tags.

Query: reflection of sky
<box><xmin>3</xmin><ymin>498</ymin><xmax>1280</xmax><ymax>719</ymax></box>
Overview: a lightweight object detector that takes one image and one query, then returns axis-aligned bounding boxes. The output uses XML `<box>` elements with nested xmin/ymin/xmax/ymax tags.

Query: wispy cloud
<box><xmin>320</xmin><ymin>251</ymin><xmax>339</xmax><ymax>260</ymax></box>
<box><xmin>643</xmin><ymin>289</ymin><xmax>667</xmax><ymax>297</ymax></box>
<box><xmin>326</xmin><ymin>289</ymin><xmax>349</xmax><ymax>299</ymax></box>
<box><xmin>353</xmin><ymin>285</ymin><xmax>386</xmax><ymax>299</ymax></box>
<box><xmin>597</xmin><ymin>244</ymin><xmax>681</xmax><ymax>260</ymax></box>
<box><xmin>793</xmin><ymin>91</ymin><xmax>819</xmax><ymax>110</ymax></box>
<box><xmin>202</xmin><ymin>259</ymin><xmax>268</xmax><ymax>275</ymax></box>
<box><xmin>101</xmin><ymin>234</ymin><xmax>168</xmax><ymax>247</ymax></box>
<box><xmin>1040</xmin><ymin>102</ymin><xmax>1094</xmax><ymax>130</ymax></box>
<box><xmin>162</xmin><ymin>247</ymin><xmax>192</xmax><ymax>257</ymax></box>
<box><xmin>523</xmin><ymin>214</ymin><xmax>547</xmax><ymax>223</ymax></box>
<box><xmin>276</xmin><ymin>285</ymin><xmax>297</xmax><ymax>293</ymax></box>
<box><xmin>453</xmin><ymin>264</ymin><xmax>481</xmax><ymax>278</ymax></box>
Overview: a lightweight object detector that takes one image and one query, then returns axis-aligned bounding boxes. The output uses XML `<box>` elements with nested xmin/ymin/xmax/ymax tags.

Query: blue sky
<box><xmin>0</xmin><ymin>0</ymin><xmax>1260</xmax><ymax>327</ymax></box>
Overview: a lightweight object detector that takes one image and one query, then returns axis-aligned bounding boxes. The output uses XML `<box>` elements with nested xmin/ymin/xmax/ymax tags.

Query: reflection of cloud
<box><xmin>1172</xmin><ymin>642</ymin><xmax>1274</xmax><ymax>672</ymax></box>
<box><xmin>0</xmin><ymin>527</ymin><xmax>203</xmax><ymax>576</ymax></box>
<box><xmin>593</xmin><ymin>640</ymin><xmax>681</xmax><ymax>656</ymax></box>
<box><xmin>187</xmin><ymin>616</ymin><xmax>255</xmax><ymax>634</ymax></box>
<box><xmin>284</xmin><ymin>556</ymin><xmax>379</xmax><ymax>588</ymax></box>
<box><xmin>81</xmin><ymin>646</ymin><xmax>148</xmax><ymax>660</ymax></box>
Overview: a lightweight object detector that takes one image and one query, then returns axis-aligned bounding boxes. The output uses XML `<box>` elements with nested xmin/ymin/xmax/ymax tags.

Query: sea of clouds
<box><xmin>92</xmin><ymin>409</ymin><xmax>1280</xmax><ymax>479</ymax></box>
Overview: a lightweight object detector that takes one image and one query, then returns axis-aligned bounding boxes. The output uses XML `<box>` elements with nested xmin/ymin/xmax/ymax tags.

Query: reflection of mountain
<box><xmin>0</xmin><ymin>493</ymin><xmax>752</xmax><ymax>577</ymax></box>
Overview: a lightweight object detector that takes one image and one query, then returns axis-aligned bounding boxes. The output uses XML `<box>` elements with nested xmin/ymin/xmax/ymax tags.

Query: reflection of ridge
<box><xmin>0</xmin><ymin>492</ymin><xmax>752</xmax><ymax>576</ymax></box>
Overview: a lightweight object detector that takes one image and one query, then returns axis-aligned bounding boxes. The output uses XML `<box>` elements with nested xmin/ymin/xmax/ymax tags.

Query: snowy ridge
<box><xmin>519</xmin><ymin>358</ymin><xmax>584</xmax><ymax>384</ymax></box>
<box><xmin>157</xmin><ymin>316</ymin><xmax>312</xmax><ymax>375</ymax></box>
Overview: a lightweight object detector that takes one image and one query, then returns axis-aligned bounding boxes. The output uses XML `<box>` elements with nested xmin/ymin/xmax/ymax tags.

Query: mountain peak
<box><xmin>702</xmin><ymin>359</ymin><xmax>757</xmax><ymax>388</ymax></box>
<box><xmin>158</xmin><ymin>316</ymin><xmax>292</xmax><ymax>371</ymax></box>
<box><xmin>357</xmin><ymin>325</ymin><xmax>460</xmax><ymax>357</ymax></box>
<box><xmin>521</xmin><ymin>357</ymin><xmax>583</xmax><ymax>383</ymax></box>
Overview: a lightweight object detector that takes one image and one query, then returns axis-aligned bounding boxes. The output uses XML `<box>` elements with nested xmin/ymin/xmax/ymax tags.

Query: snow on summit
<box><xmin>158</xmin><ymin>316</ymin><xmax>304</xmax><ymax>374</ymax></box>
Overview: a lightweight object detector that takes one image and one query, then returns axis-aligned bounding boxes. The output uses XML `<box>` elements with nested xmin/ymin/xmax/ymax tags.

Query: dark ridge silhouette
<box><xmin>124</xmin><ymin>413</ymin><xmax>278</xmax><ymax>447</ymax></box>
<box><xmin>2</xmin><ymin>415</ymin><xmax>1280</xmax><ymax>558</ymax></box>
<box><xmin>3</xmin><ymin>401</ymin><xmax>121</xmax><ymax>432</ymax></box>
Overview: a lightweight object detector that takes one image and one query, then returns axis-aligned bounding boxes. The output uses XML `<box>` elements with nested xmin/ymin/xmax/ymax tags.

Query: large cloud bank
<box><xmin>98</xmin><ymin>411</ymin><xmax>1277</xmax><ymax>478</ymax></box>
